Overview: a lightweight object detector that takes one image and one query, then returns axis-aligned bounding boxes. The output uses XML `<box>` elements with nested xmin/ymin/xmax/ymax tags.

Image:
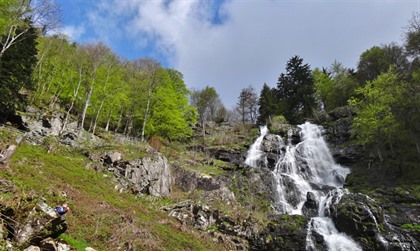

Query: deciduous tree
<box><xmin>190</xmin><ymin>86</ymin><xmax>222</xmax><ymax>138</ymax></box>
<box><xmin>0</xmin><ymin>0</ymin><xmax>59</xmax><ymax>58</ymax></box>
<box><xmin>349</xmin><ymin>68</ymin><xmax>403</xmax><ymax>160</ymax></box>
<box><xmin>236</xmin><ymin>86</ymin><xmax>258</xmax><ymax>124</ymax></box>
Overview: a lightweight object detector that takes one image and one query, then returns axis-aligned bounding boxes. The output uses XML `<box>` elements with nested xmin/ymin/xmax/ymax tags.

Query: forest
<box><xmin>1</xmin><ymin>1</ymin><xmax>419</xmax><ymax>161</ymax></box>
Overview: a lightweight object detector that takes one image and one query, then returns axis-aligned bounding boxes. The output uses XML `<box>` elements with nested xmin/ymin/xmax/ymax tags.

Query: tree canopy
<box><xmin>275</xmin><ymin>55</ymin><xmax>316</xmax><ymax>124</ymax></box>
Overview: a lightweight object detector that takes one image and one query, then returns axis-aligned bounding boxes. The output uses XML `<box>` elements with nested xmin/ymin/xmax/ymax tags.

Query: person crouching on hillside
<box><xmin>56</xmin><ymin>203</ymin><xmax>70</xmax><ymax>216</ymax></box>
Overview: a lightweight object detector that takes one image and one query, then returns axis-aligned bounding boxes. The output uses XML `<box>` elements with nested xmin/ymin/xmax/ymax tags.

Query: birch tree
<box><xmin>0</xmin><ymin>0</ymin><xmax>59</xmax><ymax>59</ymax></box>
<box><xmin>78</xmin><ymin>42</ymin><xmax>110</xmax><ymax>133</ymax></box>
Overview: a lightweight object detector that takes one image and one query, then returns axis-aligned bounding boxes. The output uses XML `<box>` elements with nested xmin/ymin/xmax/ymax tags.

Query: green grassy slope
<box><xmin>0</xmin><ymin>128</ymin><xmax>225</xmax><ymax>250</ymax></box>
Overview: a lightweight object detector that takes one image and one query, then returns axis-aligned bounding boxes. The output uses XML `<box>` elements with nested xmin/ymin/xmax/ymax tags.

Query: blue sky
<box><xmin>55</xmin><ymin>0</ymin><xmax>419</xmax><ymax>108</ymax></box>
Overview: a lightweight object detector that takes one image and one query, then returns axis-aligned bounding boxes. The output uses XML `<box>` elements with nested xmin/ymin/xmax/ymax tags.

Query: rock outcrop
<box><xmin>89</xmin><ymin>150</ymin><xmax>172</xmax><ymax>198</ymax></box>
<box><xmin>252</xmin><ymin>215</ymin><xmax>308</xmax><ymax>251</ymax></box>
<box><xmin>331</xmin><ymin>192</ymin><xmax>420</xmax><ymax>251</ymax></box>
<box><xmin>1</xmin><ymin>199</ymin><xmax>69</xmax><ymax>250</ymax></box>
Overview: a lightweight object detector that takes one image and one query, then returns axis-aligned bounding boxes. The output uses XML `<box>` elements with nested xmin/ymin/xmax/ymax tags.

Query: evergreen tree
<box><xmin>257</xmin><ymin>83</ymin><xmax>276</xmax><ymax>124</ymax></box>
<box><xmin>0</xmin><ymin>21</ymin><xmax>37</xmax><ymax>119</ymax></box>
<box><xmin>276</xmin><ymin>55</ymin><xmax>316</xmax><ymax>124</ymax></box>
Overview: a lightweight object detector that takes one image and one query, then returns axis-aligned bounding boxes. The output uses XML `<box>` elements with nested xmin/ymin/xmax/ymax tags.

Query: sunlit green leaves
<box><xmin>349</xmin><ymin>68</ymin><xmax>403</xmax><ymax>145</ymax></box>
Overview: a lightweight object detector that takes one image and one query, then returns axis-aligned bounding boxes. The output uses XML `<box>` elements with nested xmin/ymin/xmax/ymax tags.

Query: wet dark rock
<box><xmin>332</xmin><ymin>192</ymin><xmax>420</xmax><ymax>251</ymax></box>
<box><xmin>262</xmin><ymin>134</ymin><xmax>285</xmax><ymax>154</ymax></box>
<box><xmin>251</xmin><ymin>215</ymin><xmax>308</xmax><ymax>251</ymax></box>
<box><xmin>302</xmin><ymin>192</ymin><xmax>319</xmax><ymax>218</ymax></box>
<box><xmin>266</xmin><ymin>153</ymin><xmax>279</xmax><ymax>170</ymax></box>
<box><xmin>205</xmin><ymin>148</ymin><xmax>247</xmax><ymax>168</ymax></box>
<box><xmin>327</xmin><ymin>106</ymin><xmax>355</xmax><ymax>120</ymax></box>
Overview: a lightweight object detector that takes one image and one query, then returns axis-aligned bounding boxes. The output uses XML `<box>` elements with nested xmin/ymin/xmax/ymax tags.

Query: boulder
<box><xmin>39</xmin><ymin>237</ymin><xmax>57</xmax><ymax>251</ymax></box>
<box><xmin>302</xmin><ymin>191</ymin><xmax>319</xmax><ymax>218</ymax></box>
<box><xmin>331</xmin><ymin>192</ymin><xmax>419</xmax><ymax>250</ymax></box>
<box><xmin>103</xmin><ymin>151</ymin><xmax>122</xmax><ymax>165</ymax></box>
<box><xmin>116</xmin><ymin>152</ymin><xmax>172</xmax><ymax>197</ymax></box>
<box><xmin>252</xmin><ymin>215</ymin><xmax>308</xmax><ymax>251</ymax></box>
<box><xmin>205</xmin><ymin>148</ymin><xmax>247</xmax><ymax>167</ymax></box>
<box><xmin>23</xmin><ymin>246</ymin><xmax>41</xmax><ymax>251</ymax></box>
<box><xmin>162</xmin><ymin>200</ymin><xmax>257</xmax><ymax>250</ymax></box>
<box><xmin>332</xmin><ymin>193</ymin><xmax>383</xmax><ymax>238</ymax></box>
<box><xmin>262</xmin><ymin>134</ymin><xmax>286</xmax><ymax>154</ymax></box>
<box><xmin>0</xmin><ymin>145</ymin><xmax>17</xmax><ymax>163</ymax></box>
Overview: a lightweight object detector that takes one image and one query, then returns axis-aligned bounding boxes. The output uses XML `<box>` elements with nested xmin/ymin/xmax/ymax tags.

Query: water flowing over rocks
<box><xmin>241</xmin><ymin>122</ymin><xmax>420</xmax><ymax>250</ymax></box>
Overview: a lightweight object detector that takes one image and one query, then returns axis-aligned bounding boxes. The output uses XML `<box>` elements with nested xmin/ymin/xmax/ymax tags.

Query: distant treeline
<box><xmin>0</xmin><ymin>1</ymin><xmax>419</xmax><ymax>156</ymax></box>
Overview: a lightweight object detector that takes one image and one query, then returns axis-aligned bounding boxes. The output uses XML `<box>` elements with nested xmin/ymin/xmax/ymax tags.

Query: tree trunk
<box><xmin>92</xmin><ymin>69</ymin><xmax>111</xmax><ymax>135</ymax></box>
<box><xmin>202</xmin><ymin>119</ymin><xmax>206</xmax><ymax>140</ymax></box>
<box><xmin>377</xmin><ymin>147</ymin><xmax>383</xmax><ymax>163</ymax></box>
<box><xmin>79</xmin><ymin>85</ymin><xmax>93</xmax><ymax>134</ymax></box>
<box><xmin>115</xmin><ymin>107</ymin><xmax>124</xmax><ymax>133</ymax></box>
<box><xmin>140</xmin><ymin>92</ymin><xmax>151</xmax><ymax>142</ymax></box>
<box><xmin>60</xmin><ymin>65</ymin><xmax>82</xmax><ymax>134</ymax></box>
<box><xmin>105</xmin><ymin>110</ymin><xmax>112</xmax><ymax>131</ymax></box>
<box><xmin>140</xmin><ymin>72</ymin><xmax>157</xmax><ymax>142</ymax></box>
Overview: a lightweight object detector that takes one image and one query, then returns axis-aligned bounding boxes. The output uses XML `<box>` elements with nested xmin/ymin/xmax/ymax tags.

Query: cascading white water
<box><xmin>245</xmin><ymin>122</ymin><xmax>362</xmax><ymax>251</ymax></box>
<box><xmin>245</xmin><ymin>125</ymin><xmax>269</xmax><ymax>168</ymax></box>
<box><xmin>273</xmin><ymin>122</ymin><xmax>351</xmax><ymax>214</ymax></box>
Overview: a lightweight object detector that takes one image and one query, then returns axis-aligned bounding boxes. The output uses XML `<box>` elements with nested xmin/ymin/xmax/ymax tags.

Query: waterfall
<box><xmin>246</xmin><ymin>122</ymin><xmax>362</xmax><ymax>251</ymax></box>
<box><xmin>245</xmin><ymin>125</ymin><xmax>269</xmax><ymax>168</ymax></box>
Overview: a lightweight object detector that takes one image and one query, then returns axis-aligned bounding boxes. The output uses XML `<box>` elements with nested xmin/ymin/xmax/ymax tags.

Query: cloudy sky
<box><xmin>55</xmin><ymin>0</ymin><xmax>418</xmax><ymax>108</ymax></box>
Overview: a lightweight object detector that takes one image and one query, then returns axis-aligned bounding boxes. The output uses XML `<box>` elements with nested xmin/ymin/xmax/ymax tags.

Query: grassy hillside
<box><xmin>0</xmin><ymin>126</ymin><xmax>229</xmax><ymax>250</ymax></box>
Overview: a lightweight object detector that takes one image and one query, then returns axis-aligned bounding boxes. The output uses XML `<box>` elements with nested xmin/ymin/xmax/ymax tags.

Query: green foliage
<box><xmin>313</xmin><ymin>62</ymin><xmax>358</xmax><ymax>111</ymax></box>
<box><xmin>257</xmin><ymin>83</ymin><xmax>277</xmax><ymax>124</ymax></box>
<box><xmin>276</xmin><ymin>55</ymin><xmax>316</xmax><ymax>124</ymax></box>
<box><xmin>349</xmin><ymin>68</ymin><xmax>402</xmax><ymax>145</ymax></box>
<box><xmin>404</xmin><ymin>13</ymin><xmax>420</xmax><ymax>57</ymax></box>
<box><xmin>0</xmin><ymin>139</ymin><xmax>223</xmax><ymax>250</ymax></box>
<box><xmin>59</xmin><ymin>234</ymin><xmax>90</xmax><ymax>251</ymax></box>
<box><xmin>356</xmin><ymin>44</ymin><xmax>407</xmax><ymax>85</ymax></box>
<box><xmin>0</xmin><ymin>0</ymin><xmax>17</xmax><ymax>36</ymax></box>
<box><xmin>32</xmin><ymin>35</ymin><xmax>197</xmax><ymax>142</ymax></box>
<box><xmin>400</xmin><ymin>224</ymin><xmax>420</xmax><ymax>231</ymax></box>
<box><xmin>190</xmin><ymin>85</ymin><xmax>223</xmax><ymax>124</ymax></box>
<box><xmin>0</xmin><ymin>20</ymin><xmax>37</xmax><ymax>118</ymax></box>
<box><xmin>148</xmin><ymin>68</ymin><xmax>197</xmax><ymax>140</ymax></box>
<box><xmin>268</xmin><ymin>115</ymin><xmax>290</xmax><ymax>134</ymax></box>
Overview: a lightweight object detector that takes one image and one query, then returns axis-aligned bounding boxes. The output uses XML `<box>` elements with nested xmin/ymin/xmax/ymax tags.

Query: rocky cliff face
<box><xmin>88</xmin><ymin>150</ymin><xmax>172</xmax><ymax>198</ymax></box>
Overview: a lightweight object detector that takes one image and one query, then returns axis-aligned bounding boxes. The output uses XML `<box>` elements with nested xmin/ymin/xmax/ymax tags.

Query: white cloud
<box><xmin>60</xmin><ymin>25</ymin><xmax>86</xmax><ymax>41</ymax></box>
<box><xmin>93</xmin><ymin>0</ymin><xmax>417</xmax><ymax>108</ymax></box>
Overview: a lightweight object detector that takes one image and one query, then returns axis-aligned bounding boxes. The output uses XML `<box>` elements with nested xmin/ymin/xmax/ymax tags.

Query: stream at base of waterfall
<box><xmin>245</xmin><ymin>122</ymin><xmax>362</xmax><ymax>251</ymax></box>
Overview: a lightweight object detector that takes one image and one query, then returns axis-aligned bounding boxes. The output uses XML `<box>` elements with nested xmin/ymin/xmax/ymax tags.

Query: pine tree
<box><xmin>0</xmin><ymin>21</ymin><xmax>37</xmax><ymax>120</ymax></box>
<box><xmin>257</xmin><ymin>83</ymin><xmax>277</xmax><ymax>124</ymax></box>
<box><xmin>276</xmin><ymin>55</ymin><xmax>316</xmax><ymax>124</ymax></box>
